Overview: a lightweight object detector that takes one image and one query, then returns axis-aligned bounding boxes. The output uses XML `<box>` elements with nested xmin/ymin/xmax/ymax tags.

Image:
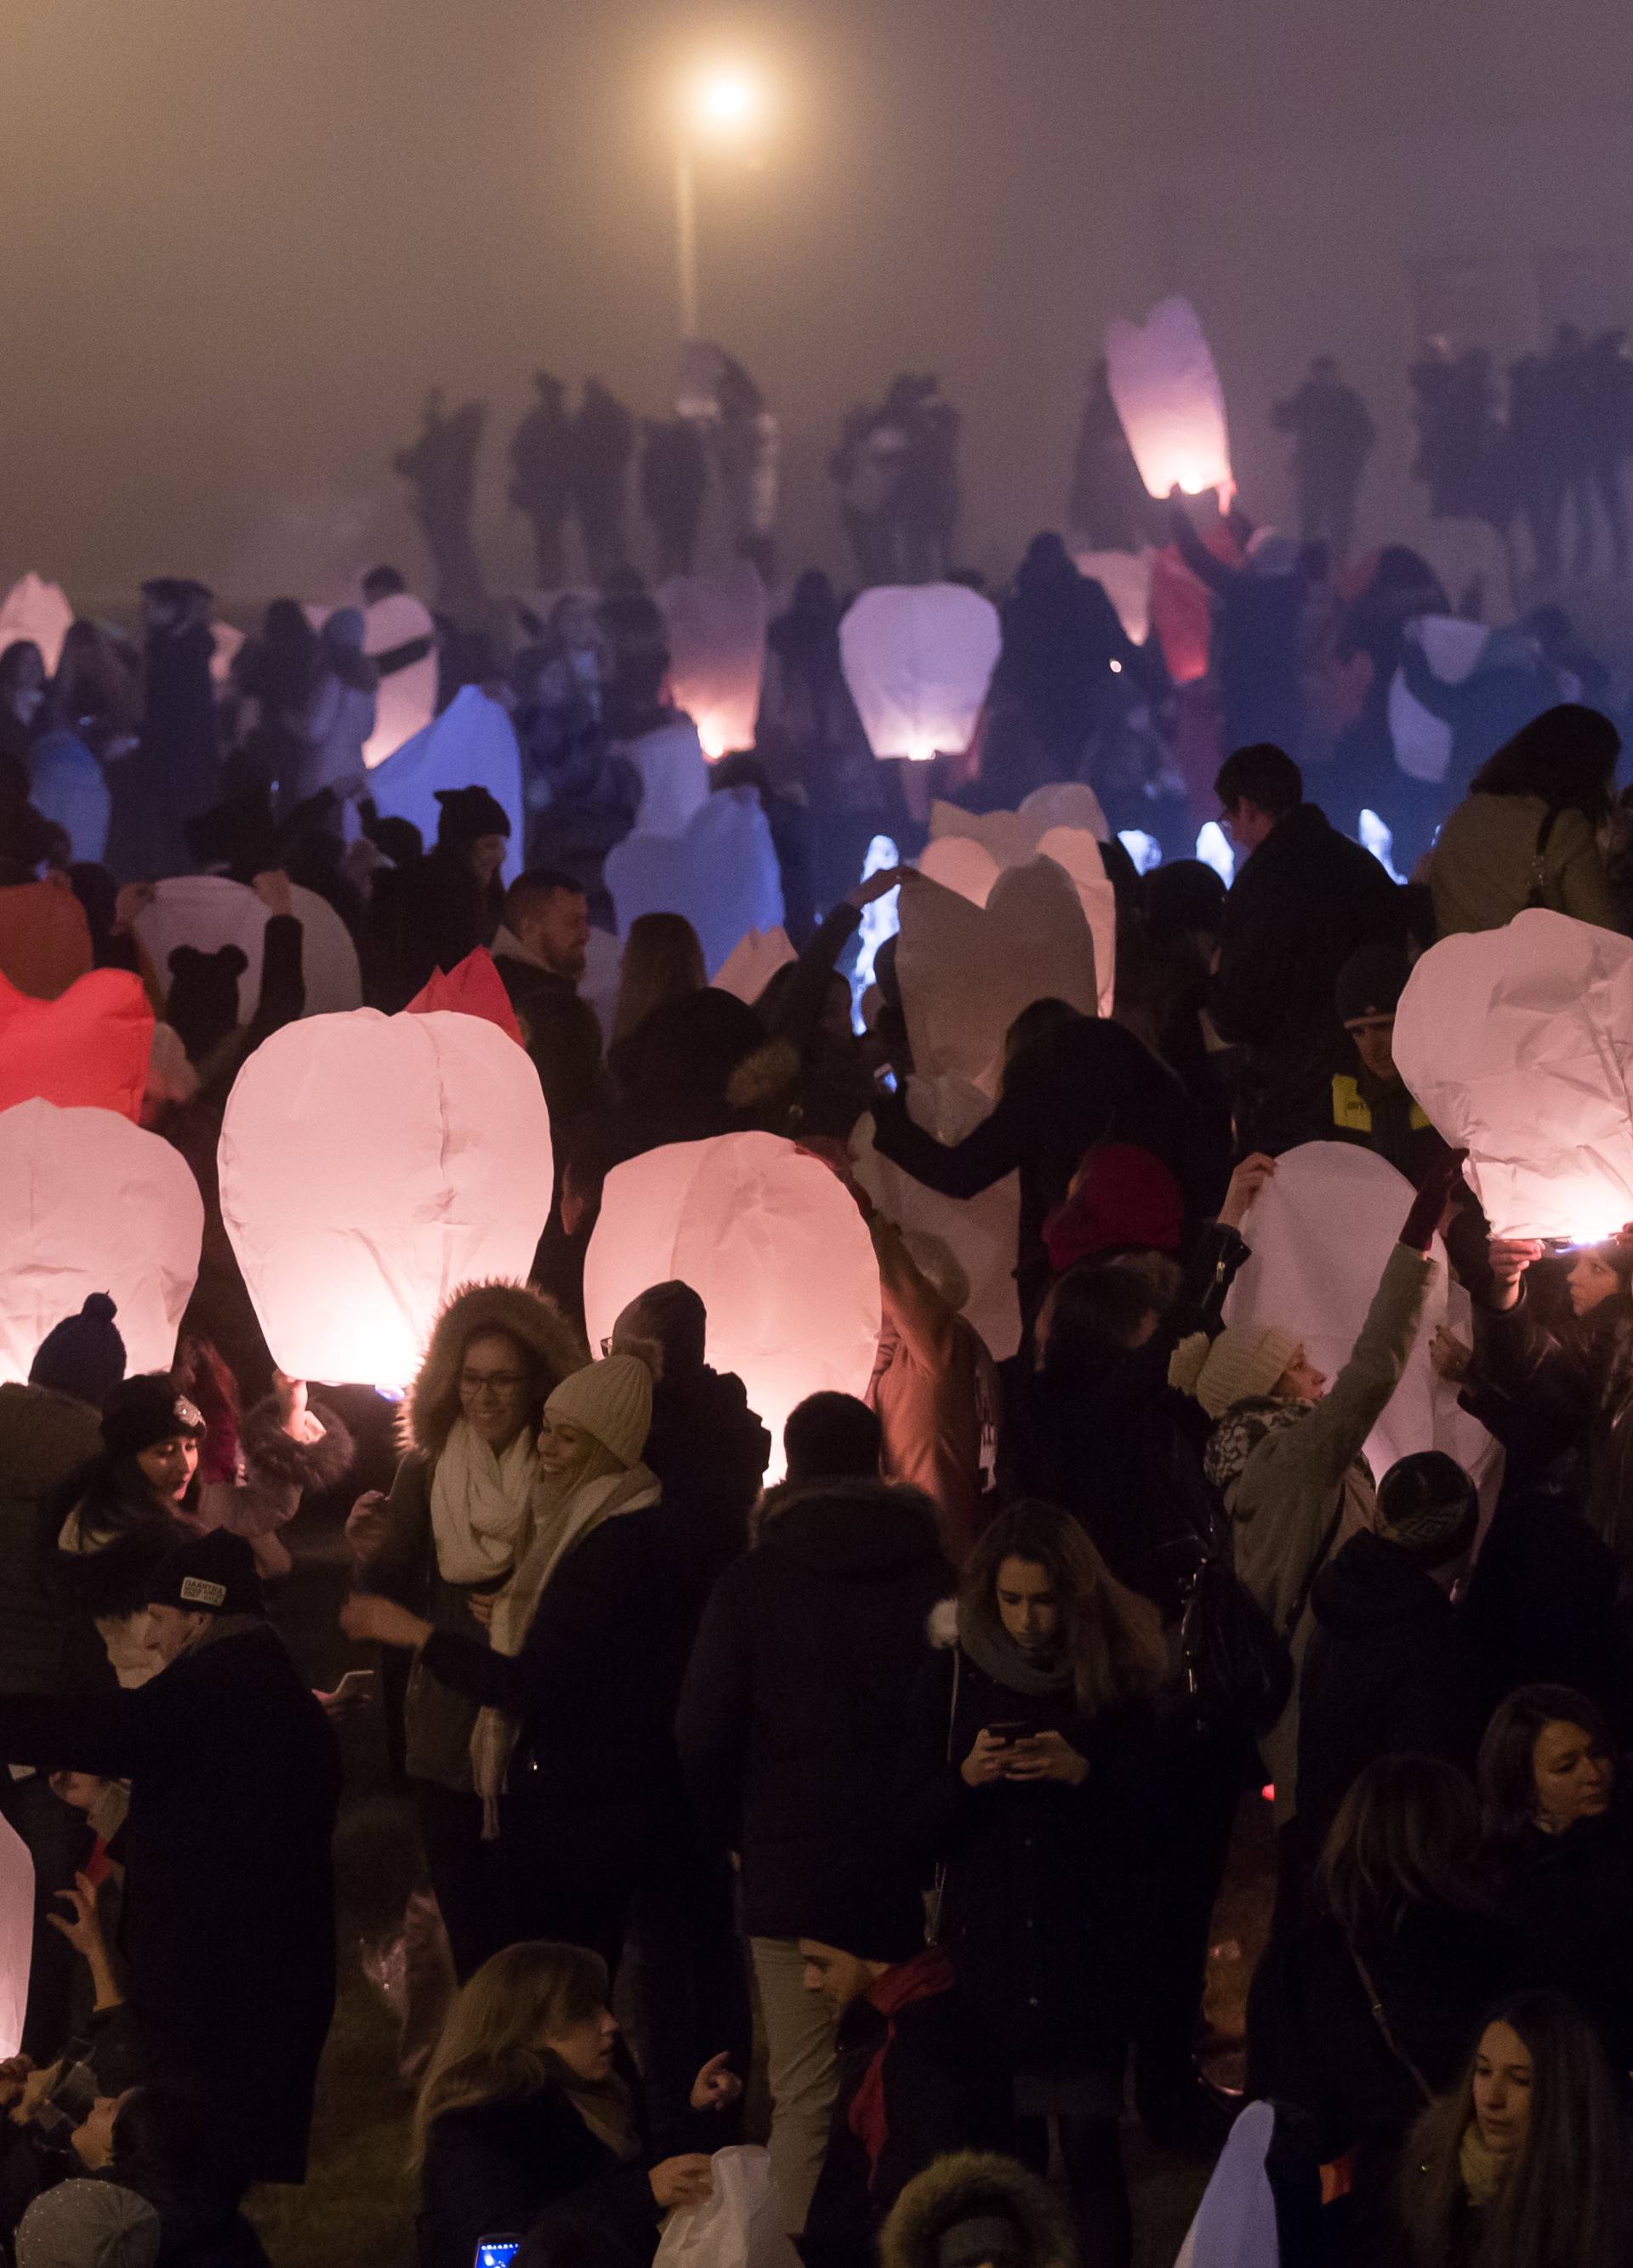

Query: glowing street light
<box><xmin>674</xmin><ymin>62</ymin><xmax>767</xmax><ymax>340</ymax></box>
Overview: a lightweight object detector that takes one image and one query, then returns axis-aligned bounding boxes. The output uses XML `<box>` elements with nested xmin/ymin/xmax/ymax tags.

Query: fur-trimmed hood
<box><xmin>754</xmin><ymin>1472</ymin><xmax>947</xmax><ymax>1580</ymax></box>
<box><xmin>240</xmin><ymin>1394</ymin><xmax>356</xmax><ymax>1495</ymax></box>
<box><xmin>400</xmin><ymin>1281</ymin><xmax>588</xmax><ymax>1462</ymax></box>
<box><xmin>880</xmin><ymin>2152</ymin><xmax>1076</xmax><ymax>2268</ymax></box>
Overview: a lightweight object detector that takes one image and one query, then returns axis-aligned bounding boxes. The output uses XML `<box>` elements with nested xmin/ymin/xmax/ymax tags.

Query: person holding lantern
<box><xmin>345</xmin><ymin>1281</ymin><xmax>586</xmax><ymax>1981</ymax></box>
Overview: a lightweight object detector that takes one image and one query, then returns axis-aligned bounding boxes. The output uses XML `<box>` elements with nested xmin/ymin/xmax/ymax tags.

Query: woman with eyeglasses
<box><xmin>346</xmin><ymin>1282</ymin><xmax>585</xmax><ymax>1980</ymax></box>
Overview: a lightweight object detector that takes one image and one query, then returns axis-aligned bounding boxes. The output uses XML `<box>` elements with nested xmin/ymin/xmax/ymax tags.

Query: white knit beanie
<box><xmin>545</xmin><ymin>1354</ymin><xmax>652</xmax><ymax>1469</ymax></box>
<box><xmin>1169</xmin><ymin>1324</ymin><xmax>1300</xmax><ymax>1420</ymax></box>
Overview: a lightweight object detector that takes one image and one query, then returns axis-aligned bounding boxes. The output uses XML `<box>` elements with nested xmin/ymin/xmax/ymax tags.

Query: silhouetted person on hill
<box><xmin>1272</xmin><ymin>355</ymin><xmax>1375</xmax><ymax>559</ymax></box>
<box><xmin>509</xmin><ymin>372</ymin><xmax>575</xmax><ymax>588</ymax></box>
<box><xmin>395</xmin><ymin>389</ymin><xmax>488</xmax><ymax>621</ymax></box>
<box><xmin>640</xmin><ymin>419</ymin><xmax>710</xmax><ymax>579</ymax></box>
<box><xmin>571</xmin><ymin>380</ymin><xmax>636</xmax><ymax>583</ymax></box>
<box><xmin>1067</xmin><ymin>359</ymin><xmax>1152</xmax><ymax>552</ymax></box>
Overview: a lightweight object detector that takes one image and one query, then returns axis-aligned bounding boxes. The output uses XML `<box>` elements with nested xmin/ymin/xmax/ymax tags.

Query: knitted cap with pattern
<box><xmin>1169</xmin><ymin>1324</ymin><xmax>1300</xmax><ymax>1421</ymax></box>
<box><xmin>545</xmin><ymin>1355</ymin><xmax>652</xmax><ymax>1470</ymax></box>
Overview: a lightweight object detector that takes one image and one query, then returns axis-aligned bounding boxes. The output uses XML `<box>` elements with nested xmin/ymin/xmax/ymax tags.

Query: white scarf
<box><xmin>471</xmin><ymin>1459</ymin><xmax>658</xmax><ymax>1836</ymax></box>
<box><xmin>429</xmin><ymin>1420</ymin><xmax>538</xmax><ymax>1587</ymax></box>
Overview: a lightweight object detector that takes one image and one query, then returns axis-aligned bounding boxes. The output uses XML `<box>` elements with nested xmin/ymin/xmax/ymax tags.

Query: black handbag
<box><xmin>1178</xmin><ymin>1499</ymin><xmax>1342</xmax><ymax>1738</ymax></box>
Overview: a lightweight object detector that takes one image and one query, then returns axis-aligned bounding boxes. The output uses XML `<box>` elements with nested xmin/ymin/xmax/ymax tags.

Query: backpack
<box><xmin>1177</xmin><ymin>1497</ymin><xmax>1342</xmax><ymax>1739</ymax></box>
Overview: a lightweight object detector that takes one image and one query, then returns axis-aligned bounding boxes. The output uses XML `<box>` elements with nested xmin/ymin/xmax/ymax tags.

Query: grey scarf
<box><xmin>955</xmin><ymin>1595</ymin><xmax>1074</xmax><ymax>1698</ymax></box>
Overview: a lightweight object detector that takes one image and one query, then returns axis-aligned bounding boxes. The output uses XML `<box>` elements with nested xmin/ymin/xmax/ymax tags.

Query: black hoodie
<box><xmin>1296</xmin><ymin>1529</ymin><xmax>1485</xmax><ymax>1853</ymax></box>
<box><xmin>676</xmin><ymin>1475</ymin><xmax>950</xmax><ymax>1935</ymax></box>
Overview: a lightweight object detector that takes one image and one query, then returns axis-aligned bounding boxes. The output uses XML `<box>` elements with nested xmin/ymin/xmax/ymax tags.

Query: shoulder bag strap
<box><xmin>925</xmin><ymin>1647</ymin><xmax>962</xmax><ymax>1948</ymax></box>
<box><xmin>1346</xmin><ymin>1935</ymin><xmax>1434</xmax><ymax>2104</ymax></box>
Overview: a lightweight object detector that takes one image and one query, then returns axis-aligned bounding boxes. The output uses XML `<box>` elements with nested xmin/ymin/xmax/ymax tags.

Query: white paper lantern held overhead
<box><xmin>657</xmin><ymin>561</ymin><xmax>770</xmax><ymax>760</ymax></box>
<box><xmin>368</xmin><ymin>686</ymin><xmax>526</xmax><ymax>885</ymax></box>
<box><xmin>134</xmin><ymin>877</ymin><xmax>362</xmax><ymax>1024</ymax></box>
<box><xmin>605</xmin><ymin>789</ymin><xmax>784</xmax><ymax>978</ymax></box>
<box><xmin>583</xmin><ymin>1132</ymin><xmax>881</xmax><ymax>1480</ymax></box>
<box><xmin>919</xmin><ymin>791</ymin><xmax>1116</xmax><ymax>1016</ymax></box>
<box><xmin>1395</xmin><ymin>911</ymin><xmax>1633</xmax><ymax>1243</ymax></box>
<box><xmin>0</xmin><ymin>1100</ymin><xmax>203</xmax><ymax>1384</ymax></box>
<box><xmin>0</xmin><ymin>573</ymin><xmax>73</xmax><ymax>674</ymax></box>
<box><xmin>0</xmin><ymin>1815</ymin><xmax>31</xmax><ymax>2061</ymax></box>
<box><xmin>839</xmin><ymin>585</ymin><xmax>1001</xmax><ymax>763</ymax></box>
<box><xmin>219</xmin><ymin>1009</ymin><xmax>554</xmax><ymax>1387</ymax></box>
<box><xmin>361</xmin><ymin>591</ymin><xmax>438</xmax><ymax>770</ymax></box>
<box><xmin>1104</xmin><ymin>298</ymin><xmax>1233</xmax><ymax>501</ymax></box>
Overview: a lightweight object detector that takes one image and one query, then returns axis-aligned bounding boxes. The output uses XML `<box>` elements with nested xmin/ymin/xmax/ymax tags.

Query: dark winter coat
<box><xmin>1469</xmin><ymin>1287</ymin><xmax>1633</xmax><ymax>1572</ymax></box>
<box><xmin>1488</xmin><ymin>1810</ymin><xmax>1633</xmax><ymax>2071</ymax></box>
<box><xmin>640</xmin><ymin>1366</ymin><xmax>771</xmax><ymax>1600</ymax></box>
<box><xmin>676</xmin><ymin>1476</ymin><xmax>949</xmax><ymax>1938</ymax></box>
<box><xmin>1297</xmin><ymin>1532</ymin><xmax>1487</xmax><ymax>1856</ymax></box>
<box><xmin>0</xmin><ymin>1620</ymin><xmax>340</xmax><ymax>2185</ymax></box>
<box><xmin>418</xmin><ymin>2074</ymin><xmax>673</xmax><ymax>2268</ymax></box>
<box><xmin>1209</xmin><ymin>801</ymin><xmax>1407</xmax><ymax>1157</ymax></box>
<box><xmin>879</xmin><ymin>2151</ymin><xmax>1075</xmax><ymax>2268</ymax></box>
<box><xmin>804</xmin><ymin>1980</ymin><xmax>1012</xmax><ymax>2268</ymax></box>
<box><xmin>0</xmin><ymin>1384</ymin><xmax>104</xmax><ymax>1695</ymax></box>
<box><xmin>1169</xmin><ymin>515</ymin><xmax>1308</xmax><ymax>755</ymax></box>
<box><xmin>492</xmin><ymin>952</ymin><xmax>609</xmax><ymax>1146</ymax></box>
<box><xmin>1459</xmin><ymin>1487</ymin><xmax>1619</xmax><ymax>1714</ymax></box>
<box><xmin>899</xmin><ymin>1642</ymin><xmax>1159</xmax><ymax>2066</ymax></box>
<box><xmin>420</xmin><ymin>1502</ymin><xmax>695</xmax><ymax>1917</ymax></box>
<box><xmin>871</xmin><ymin>1015</ymin><xmax>1213</xmax><ymax>1324</ymax></box>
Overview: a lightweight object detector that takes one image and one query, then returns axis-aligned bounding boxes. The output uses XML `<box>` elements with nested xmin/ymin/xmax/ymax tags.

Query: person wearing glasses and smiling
<box><xmin>346</xmin><ymin>1282</ymin><xmax>584</xmax><ymax>1981</ymax></box>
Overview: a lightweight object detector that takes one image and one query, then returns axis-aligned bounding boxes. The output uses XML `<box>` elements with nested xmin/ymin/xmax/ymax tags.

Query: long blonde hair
<box><xmin>410</xmin><ymin>1940</ymin><xmax>610</xmax><ymax>2168</ymax></box>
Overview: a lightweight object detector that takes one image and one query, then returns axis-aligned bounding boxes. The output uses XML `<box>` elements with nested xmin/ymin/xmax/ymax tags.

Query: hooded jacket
<box><xmin>879</xmin><ymin>2152</ymin><xmax>1074</xmax><ymax>2268</ymax></box>
<box><xmin>676</xmin><ymin>1475</ymin><xmax>950</xmax><ymax>1937</ymax></box>
<box><xmin>1296</xmin><ymin>1531</ymin><xmax>1485</xmax><ymax>1854</ymax></box>
<box><xmin>361</xmin><ymin>1280</ymin><xmax>587</xmax><ymax>1788</ymax></box>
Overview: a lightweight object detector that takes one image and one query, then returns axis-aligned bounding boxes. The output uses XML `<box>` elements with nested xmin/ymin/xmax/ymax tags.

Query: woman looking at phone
<box><xmin>899</xmin><ymin>1502</ymin><xmax>1168</xmax><ymax>2268</ymax></box>
<box><xmin>413</xmin><ymin>1938</ymin><xmax>741</xmax><ymax>2268</ymax></box>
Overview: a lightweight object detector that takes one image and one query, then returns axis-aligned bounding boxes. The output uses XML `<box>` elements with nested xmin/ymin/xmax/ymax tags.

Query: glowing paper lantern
<box><xmin>1196</xmin><ymin>822</ymin><xmax>1235</xmax><ymax>884</ymax></box>
<box><xmin>583</xmin><ymin>1132</ymin><xmax>881</xmax><ymax>1477</ymax></box>
<box><xmin>919</xmin><ymin>793</ymin><xmax>1116</xmax><ymax>1015</ymax></box>
<box><xmin>839</xmin><ymin>585</ymin><xmax>1001</xmax><ymax>763</ymax></box>
<box><xmin>29</xmin><ymin>730</ymin><xmax>110</xmax><ymax>865</ymax></box>
<box><xmin>713</xmin><ymin>926</ymin><xmax>796</xmax><ymax>1006</ymax></box>
<box><xmin>623</xmin><ymin>717</ymin><xmax>711</xmax><ymax>838</ymax></box>
<box><xmin>851</xmin><ymin>1074</ymin><xmax>1021</xmax><ymax>1361</ymax></box>
<box><xmin>210</xmin><ymin>621</ymin><xmax>246</xmax><ymax>688</ymax></box>
<box><xmin>580</xmin><ymin>926</ymin><xmax>623</xmax><ymax>1046</ymax></box>
<box><xmin>134</xmin><ymin>878</ymin><xmax>362</xmax><ymax>1024</ymax></box>
<box><xmin>1387</xmin><ymin>617</ymin><xmax>1490</xmax><ymax>785</ymax></box>
<box><xmin>0</xmin><ymin>969</ymin><xmax>153</xmax><ymax>1121</ymax></box>
<box><xmin>0</xmin><ymin>1814</ymin><xmax>30</xmax><ymax>2060</ymax></box>
<box><xmin>368</xmin><ymin>686</ymin><xmax>525</xmax><ymax>886</ymax></box>
<box><xmin>361</xmin><ymin>592</ymin><xmax>438</xmax><ymax>769</ymax></box>
<box><xmin>1221</xmin><ymin>1141</ymin><xmax>1495</xmax><ymax>1486</ymax></box>
<box><xmin>219</xmin><ymin>1009</ymin><xmax>554</xmax><ymax>1387</ymax></box>
<box><xmin>1395</xmin><ymin>911</ymin><xmax>1633</xmax><ymax>1242</ymax></box>
<box><xmin>897</xmin><ymin>860</ymin><xmax>1098</xmax><ymax>1096</ymax></box>
<box><xmin>1104</xmin><ymin>297</ymin><xmax>1233</xmax><ymax>500</ymax></box>
<box><xmin>0</xmin><ymin>574</ymin><xmax>72</xmax><ymax>674</ymax></box>
<box><xmin>1073</xmin><ymin>549</ymin><xmax>1153</xmax><ymax>646</ymax></box>
<box><xmin>0</xmin><ymin>1099</ymin><xmax>203</xmax><ymax>1384</ymax></box>
<box><xmin>657</xmin><ymin>561</ymin><xmax>770</xmax><ymax>759</ymax></box>
<box><xmin>605</xmin><ymin>788</ymin><xmax>784</xmax><ymax>979</ymax></box>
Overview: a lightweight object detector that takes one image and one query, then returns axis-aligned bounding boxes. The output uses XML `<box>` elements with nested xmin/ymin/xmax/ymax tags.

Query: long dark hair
<box><xmin>1476</xmin><ymin>1685</ymin><xmax>1614</xmax><ymax>1844</ymax></box>
<box><xmin>412</xmin><ymin>1941</ymin><xmax>615</xmax><ymax>2167</ymax></box>
<box><xmin>1468</xmin><ymin>704</ymin><xmax>1620</xmax><ymax>825</ymax></box>
<box><xmin>1320</xmin><ymin>1756</ymin><xmax>1485</xmax><ymax>1937</ymax></box>
<box><xmin>1396</xmin><ymin>1992</ymin><xmax>1630</xmax><ymax>2267</ymax></box>
<box><xmin>960</xmin><ymin>1499</ymin><xmax>1167</xmax><ymax>1718</ymax></box>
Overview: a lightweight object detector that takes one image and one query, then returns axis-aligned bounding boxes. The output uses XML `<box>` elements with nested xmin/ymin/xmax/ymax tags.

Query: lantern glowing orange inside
<box><xmin>840</xmin><ymin>584</ymin><xmax>1001</xmax><ymax>763</ymax></box>
<box><xmin>1105</xmin><ymin>296</ymin><xmax>1233</xmax><ymax>500</ymax></box>
<box><xmin>583</xmin><ymin>1131</ymin><xmax>881</xmax><ymax>1478</ymax></box>
<box><xmin>219</xmin><ymin>1009</ymin><xmax>553</xmax><ymax>1387</ymax></box>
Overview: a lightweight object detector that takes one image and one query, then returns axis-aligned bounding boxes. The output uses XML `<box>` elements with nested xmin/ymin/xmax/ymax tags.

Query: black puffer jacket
<box><xmin>1297</xmin><ymin>1532</ymin><xmax>1487</xmax><ymax>1856</ymax></box>
<box><xmin>0</xmin><ymin>1384</ymin><xmax>104</xmax><ymax>1694</ymax></box>
<box><xmin>676</xmin><ymin>1476</ymin><xmax>949</xmax><ymax>1937</ymax></box>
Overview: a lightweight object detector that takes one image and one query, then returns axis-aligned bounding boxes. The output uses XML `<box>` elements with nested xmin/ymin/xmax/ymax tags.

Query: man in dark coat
<box><xmin>509</xmin><ymin>372</ymin><xmax>575</xmax><ymax>589</ymax></box>
<box><xmin>798</xmin><ymin>1875</ymin><xmax>1010</xmax><ymax>2268</ymax></box>
<box><xmin>1210</xmin><ymin>743</ymin><xmax>1407</xmax><ymax>1157</ymax></box>
<box><xmin>1272</xmin><ymin>356</ymin><xmax>1376</xmax><ymax>558</ymax></box>
<box><xmin>1296</xmin><ymin>1452</ymin><xmax>1484</xmax><ymax>1857</ymax></box>
<box><xmin>489</xmin><ymin>867</ymin><xmax>607</xmax><ymax>1151</ymax></box>
<box><xmin>0</xmin><ymin>1531</ymin><xmax>340</xmax><ymax>2191</ymax></box>
<box><xmin>676</xmin><ymin>1395</ymin><xmax>949</xmax><ymax>2238</ymax></box>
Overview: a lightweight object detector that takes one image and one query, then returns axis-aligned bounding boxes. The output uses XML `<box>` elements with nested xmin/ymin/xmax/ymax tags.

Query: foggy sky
<box><xmin>7</xmin><ymin>0</ymin><xmax>1633</xmax><ymax>607</ymax></box>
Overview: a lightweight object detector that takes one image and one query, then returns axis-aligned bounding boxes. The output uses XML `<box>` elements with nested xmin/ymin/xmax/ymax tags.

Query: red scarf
<box><xmin>845</xmin><ymin>1948</ymin><xmax>955</xmax><ymax>2183</ymax></box>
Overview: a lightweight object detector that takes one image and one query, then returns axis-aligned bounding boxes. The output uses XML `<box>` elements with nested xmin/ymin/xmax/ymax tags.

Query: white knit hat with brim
<box><xmin>1169</xmin><ymin>1325</ymin><xmax>1300</xmax><ymax>1420</ymax></box>
<box><xmin>545</xmin><ymin>1354</ymin><xmax>653</xmax><ymax>1469</ymax></box>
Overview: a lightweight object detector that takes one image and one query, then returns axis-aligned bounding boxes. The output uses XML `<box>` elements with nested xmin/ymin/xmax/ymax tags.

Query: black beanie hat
<box><xmin>797</xmin><ymin>1867</ymin><xmax>929</xmax><ymax>1967</ymax></box>
<box><xmin>29</xmin><ymin>1294</ymin><xmax>127</xmax><ymax>1410</ymax></box>
<box><xmin>435</xmin><ymin>786</ymin><xmax>511</xmax><ymax>850</ymax></box>
<box><xmin>1335</xmin><ymin>943</ymin><xmax>1412</xmax><ymax>1026</ymax></box>
<box><xmin>101</xmin><ymin>1377</ymin><xmax>205</xmax><ymax>1464</ymax></box>
<box><xmin>145</xmin><ymin>1528</ymin><xmax>263</xmax><ymax>1619</ymax></box>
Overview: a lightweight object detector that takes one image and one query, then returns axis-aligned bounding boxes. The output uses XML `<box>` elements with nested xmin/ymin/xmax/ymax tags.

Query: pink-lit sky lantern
<box><xmin>839</xmin><ymin>583</ymin><xmax>1001</xmax><ymax>764</ymax></box>
<box><xmin>1105</xmin><ymin>296</ymin><xmax>1233</xmax><ymax>500</ymax></box>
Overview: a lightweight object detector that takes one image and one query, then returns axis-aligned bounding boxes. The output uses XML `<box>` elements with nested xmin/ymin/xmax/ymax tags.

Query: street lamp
<box><xmin>674</xmin><ymin>64</ymin><xmax>765</xmax><ymax>340</ymax></box>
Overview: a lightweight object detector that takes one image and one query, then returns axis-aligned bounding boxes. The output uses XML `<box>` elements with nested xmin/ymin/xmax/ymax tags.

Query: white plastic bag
<box><xmin>653</xmin><ymin>2147</ymin><xmax>801</xmax><ymax>2268</ymax></box>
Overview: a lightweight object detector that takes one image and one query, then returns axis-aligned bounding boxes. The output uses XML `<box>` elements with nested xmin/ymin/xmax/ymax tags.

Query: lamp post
<box><xmin>674</xmin><ymin>65</ymin><xmax>763</xmax><ymax>341</ymax></box>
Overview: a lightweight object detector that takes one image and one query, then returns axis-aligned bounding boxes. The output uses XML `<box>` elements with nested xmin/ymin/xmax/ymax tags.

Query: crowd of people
<box><xmin>3</xmin><ymin>404</ymin><xmax>1633</xmax><ymax>2268</ymax></box>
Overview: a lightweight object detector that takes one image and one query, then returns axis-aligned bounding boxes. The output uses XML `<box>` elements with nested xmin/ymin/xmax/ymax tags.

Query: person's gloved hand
<box><xmin>1400</xmin><ymin>1149</ymin><xmax>1468</xmax><ymax>1253</ymax></box>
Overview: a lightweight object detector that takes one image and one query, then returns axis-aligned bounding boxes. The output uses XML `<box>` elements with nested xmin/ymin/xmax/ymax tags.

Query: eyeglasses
<box><xmin>459</xmin><ymin>1371</ymin><xmax>527</xmax><ymax>1395</ymax></box>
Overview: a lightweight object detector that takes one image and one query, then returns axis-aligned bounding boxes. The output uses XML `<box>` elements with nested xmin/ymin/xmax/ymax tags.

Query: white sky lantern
<box><xmin>0</xmin><ymin>1815</ymin><xmax>30</xmax><ymax>2061</ymax></box>
<box><xmin>134</xmin><ymin>876</ymin><xmax>362</xmax><ymax>1023</ymax></box>
<box><xmin>657</xmin><ymin>560</ymin><xmax>770</xmax><ymax>760</ymax></box>
<box><xmin>897</xmin><ymin>860</ymin><xmax>1097</xmax><ymax>1097</ymax></box>
<box><xmin>1105</xmin><ymin>296</ymin><xmax>1233</xmax><ymax>500</ymax></box>
<box><xmin>1073</xmin><ymin>549</ymin><xmax>1153</xmax><ymax>646</ymax></box>
<box><xmin>622</xmin><ymin>716</ymin><xmax>712</xmax><ymax>838</ymax></box>
<box><xmin>919</xmin><ymin>789</ymin><xmax>1117</xmax><ymax>1016</ymax></box>
<box><xmin>712</xmin><ymin>925</ymin><xmax>796</xmax><ymax>1005</ymax></box>
<box><xmin>0</xmin><ymin>1099</ymin><xmax>203</xmax><ymax>1385</ymax></box>
<box><xmin>368</xmin><ymin>686</ymin><xmax>526</xmax><ymax>884</ymax></box>
<box><xmin>0</xmin><ymin>573</ymin><xmax>73</xmax><ymax>674</ymax></box>
<box><xmin>605</xmin><ymin>787</ymin><xmax>784</xmax><ymax>978</ymax></box>
<box><xmin>583</xmin><ymin>1131</ymin><xmax>881</xmax><ymax>1479</ymax></box>
<box><xmin>1395</xmin><ymin>911</ymin><xmax>1633</xmax><ymax>1244</ymax></box>
<box><xmin>219</xmin><ymin>1009</ymin><xmax>553</xmax><ymax>1388</ymax></box>
<box><xmin>839</xmin><ymin>584</ymin><xmax>1001</xmax><ymax>764</ymax></box>
<box><xmin>1222</xmin><ymin>1140</ymin><xmax>1498</xmax><ymax>1492</ymax></box>
<box><xmin>361</xmin><ymin>591</ymin><xmax>438</xmax><ymax>769</ymax></box>
<box><xmin>1387</xmin><ymin>617</ymin><xmax>1490</xmax><ymax>785</ymax></box>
